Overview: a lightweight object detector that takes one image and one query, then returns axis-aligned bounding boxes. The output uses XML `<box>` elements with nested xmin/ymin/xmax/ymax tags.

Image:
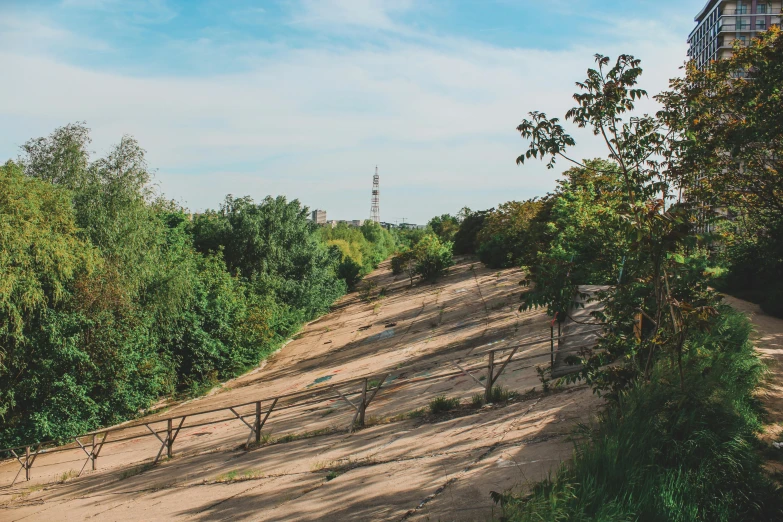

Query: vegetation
<box><xmin>428</xmin><ymin>395</ymin><xmax>460</xmax><ymax>414</ymax></box>
<box><xmin>391</xmin><ymin>232</ymin><xmax>454</xmax><ymax>283</ymax></box>
<box><xmin>672</xmin><ymin>27</ymin><xmax>783</xmax><ymax>318</ymax></box>
<box><xmin>318</xmin><ymin>222</ymin><xmax>396</xmax><ymax>289</ymax></box>
<box><xmin>491</xmin><ymin>45</ymin><xmax>783</xmax><ymax>519</ymax></box>
<box><xmin>501</xmin><ymin>310</ymin><xmax>782</xmax><ymax>521</ymax></box>
<box><xmin>0</xmin><ymin>124</ymin><xmax>394</xmax><ymax>448</ymax></box>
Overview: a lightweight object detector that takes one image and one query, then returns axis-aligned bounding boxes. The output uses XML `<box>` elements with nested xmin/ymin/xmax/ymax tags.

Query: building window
<box><xmin>738</xmin><ymin>17</ymin><xmax>751</xmax><ymax>29</ymax></box>
<box><xmin>757</xmin><ymin>19</ymin><xmax>767</xmax><ymax>30</ymax></box>
<box><xmin>736</xmin><ymin>0</ymin><xmax>748</xmax><ymax>14</ymax></box>
<box><xmin>757</xmin><ymin>4</ymin><xmax>769</xmax><ymax>14</ymax></box>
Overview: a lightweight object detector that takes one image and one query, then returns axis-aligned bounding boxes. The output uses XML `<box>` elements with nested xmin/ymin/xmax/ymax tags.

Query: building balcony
<box><xmin>721</xmin><ymin>9</ymin><xmax>782</xmax><ymax>16</ymax></box>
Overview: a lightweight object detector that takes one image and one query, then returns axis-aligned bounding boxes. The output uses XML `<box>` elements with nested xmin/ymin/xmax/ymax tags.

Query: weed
<box><xmin>215</xmin><ymin>468</ymin><xmax>264</xmax><ymax>483</ymax></box>
<box><xmin>535</xmin><ymin>365</ymin><xmax>552</xmax><ymax>393</ymax></box>
<box><xmin>488</xmin><ymin>385</ymin><xmax>516</xmax><ymax>404</ymax></box>
<box><xmin>326</xmin><ymin>470</ymin><xmax>341</xmax><ymax>481</ymax></box>
<box><xmin>429</xmin><ymin>395</ymin><xmax>461</xmax><ymax>414</ymax></box>
<box><xmin>471</xmin><ymin>393</ymin><xmax>485</xmax><ymax>408</ymax></box>
<box><xmin>58</xmin><ymin>469</ymin><xmax>78</xmax><ymax>483</ymax></box>
<box><xmin>321</xmin><ymin>408</ymin><xmax>336</xmax><ymax>417</ymax></box>
<box><xmin>360</xmin><ymin>281</ymin><xmax>378</xmax><ymax>301</ymax></box>
<box><xmin>407</xmin><ymin>408</ymin><xmax>426</xmax><ymax>419</ymax></box>
<box><xmin>368</xmin><ymin>379</ymin><xmax>381</xmax><ymax>388</ymax></box>
<box><xmin>373</xmin><ymin>302</ymin><xmax>382</xmax><ymax>315</ymax></box>
<box><xmin>216</xmin><ymin>470</ymin><xmax>238</xmax><ymax>482</ymax></box>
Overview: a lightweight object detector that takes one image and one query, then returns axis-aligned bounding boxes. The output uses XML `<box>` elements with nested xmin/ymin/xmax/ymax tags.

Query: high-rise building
<box><xmin>311</xmin><ymin>209</ymin><xmax>327</xmax><ymax>225</ymax></box>
<box><xmin>688</xmin><ymin>1</ymin><xmax>781</xmax><ymax>69</ymax></box>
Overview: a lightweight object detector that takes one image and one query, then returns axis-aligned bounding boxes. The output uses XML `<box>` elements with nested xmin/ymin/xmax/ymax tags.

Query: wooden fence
<box><xmin>1</xmin><ymin>324</ymin><xmax>602</xmax><ymax>487</ymax></box>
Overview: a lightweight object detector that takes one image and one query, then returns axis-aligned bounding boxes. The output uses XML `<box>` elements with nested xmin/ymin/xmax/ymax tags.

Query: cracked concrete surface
<box><xmin>0</xmin><ymin>257</ymin><xmax>601</xmax><ymax>521</ymax></box>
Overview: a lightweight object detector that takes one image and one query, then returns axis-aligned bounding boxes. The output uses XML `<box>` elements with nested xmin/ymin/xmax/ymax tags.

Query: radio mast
<box><xmin>370</xmin><ymin>166</ymin><xmax>380</xmax><ymax>223</ymax></box>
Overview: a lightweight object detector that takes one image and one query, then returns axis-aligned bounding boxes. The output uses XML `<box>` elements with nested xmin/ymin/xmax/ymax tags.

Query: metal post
<box><xmin>485</xmin><ymin>351</ymin><xmax>495</xmax><ymax>402</ymax></box>
<box><xmin>550</xmin><ymin>324</ymin><xmax>555</xmax><ymax>370</ymax></box>
<box><xmin>167</xmin><ymin>419</ymin><xmax>173</xmax><ymax>459</ymax></box>
<box><xmin>358</xmin><ymin>379</ymin><xmax>368</xmax><ymax>427</ymax></box>
<box><xmin>255</xmin><ymin>401</ymin><xmax>261</xmax><ymax>445</ymax></box>
<box><xmin>25</xmin><ymin>446</ymin><xmax>30</xmax><ymax>481</ymax></box>
<box><xmin>91</xmin><ymin>434</ymin><xmax>97</xmax><ymax>470</ymax></box>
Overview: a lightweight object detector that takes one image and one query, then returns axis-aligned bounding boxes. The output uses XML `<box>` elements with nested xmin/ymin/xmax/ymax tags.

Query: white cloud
<box><xmin>292</xmin><ymin>0</ymin><xmax>414</xmax><ymax>31</ymax></box>
<box><xmin>0</xmin><ymin>4</ymin><xmax>688</xmax><ymax>222</ymax></box>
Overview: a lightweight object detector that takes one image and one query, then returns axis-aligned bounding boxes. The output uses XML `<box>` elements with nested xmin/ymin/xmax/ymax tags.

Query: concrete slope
<box><xmin>0</xmin><ymin>257</ymin><xmax>601</xmax><ymax>521</ymax></box>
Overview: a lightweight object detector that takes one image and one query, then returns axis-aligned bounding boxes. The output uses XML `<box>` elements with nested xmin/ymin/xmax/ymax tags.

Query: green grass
<box><xmin>487</xmin><ymin>385</ymin><xmax>515</xmax><ymax>404</ymax></box>
<box><xmin>214</xmin><ymin>468</ymin><xmax>264</xmax><ymax>483</ymax></box>
<box><xmin>499</xmin><ymin>308</ymin><xmax>783</xmax><ymax>521</ymax></box>
<box><xmin>428</xmin><ymin>395</ymin><xmax>461</xmax><ymax>414</ymax></box>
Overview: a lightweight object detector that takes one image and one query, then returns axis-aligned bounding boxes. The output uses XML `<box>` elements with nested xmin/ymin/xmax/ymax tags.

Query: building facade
<box><xmin>311</xmin><ymin>209</ymin><xmax>327</xmax><ymax>225</ymax></box>
<box><xmin>688</xmin><ymin>1</ymin><xmax>782</xmax><ymax>69</ymax></box>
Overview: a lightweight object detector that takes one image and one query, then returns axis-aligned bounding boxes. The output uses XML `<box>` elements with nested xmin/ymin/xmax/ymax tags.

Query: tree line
<box><xmin>0</xmin><ymin>124</ymin><xmax>395</xmax><ymax>447</ymax></box>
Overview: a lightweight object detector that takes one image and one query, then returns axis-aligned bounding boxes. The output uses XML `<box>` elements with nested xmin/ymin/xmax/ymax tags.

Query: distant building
<box><xmin>688</xmin><ymin>1</ymin><xmax>782</xmax><ymax>70</ymax></box>
<box><xmin>350</xmin><ymin>219</ymin><xmax>365</xmax><ymax>227</ymax></box>
<box><xmin>311</xmin><ymin>209</ymin><xmax>327</xmax><ymax>225</ymax></box>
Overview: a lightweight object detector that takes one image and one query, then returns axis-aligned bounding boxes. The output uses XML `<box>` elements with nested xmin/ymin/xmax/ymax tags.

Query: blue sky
<box><xmin>1</xmin><ymin>0</ymin><xmax>700</xmax><ymax>223</ymax></box>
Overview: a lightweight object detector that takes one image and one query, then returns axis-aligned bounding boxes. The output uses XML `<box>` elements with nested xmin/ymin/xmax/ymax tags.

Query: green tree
<box><xmin>518</xmin><ymin>54</ymin><xmax>715</xmax><ymax>395</ymax></box>
<box><xmin>412</xmin><ymin>234</ymin><xmax>454</xmax><ymax>282</ymax></box>
<box><xmin>452</xmin><ymin>207</ymin><xmax>489</xmax><ymax>255</ymax></box>
<box><xmin>428</xmin><ymin>214</ymin><xmax>459</xmax><ymax>242</ymax></box>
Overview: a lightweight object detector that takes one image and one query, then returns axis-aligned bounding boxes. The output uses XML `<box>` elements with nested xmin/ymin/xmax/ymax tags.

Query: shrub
<box><xmin>429</xmin><ymin>395</ymin><xmax>461</xmax><ymax>414</ymax></box>
<box><xmin>413</xmin><ymin>235</ymin><xmax>454</xmax><ymax>282</ymax></box>
<box><xmin>391</xmin><ymin>250</ymin><xmax>413</xmax><ymax>275</ymax></box>
<box><xmin>500</xmin><ymin>309</ymin><xmax>783</xmax><ymax>521</ymax></box>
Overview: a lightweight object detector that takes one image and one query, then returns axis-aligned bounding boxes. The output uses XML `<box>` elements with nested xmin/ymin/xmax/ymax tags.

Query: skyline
<box><xmin>1</xmin><ymin>0</ymin><xmax>701</xmax><ymax>223</ymax></box>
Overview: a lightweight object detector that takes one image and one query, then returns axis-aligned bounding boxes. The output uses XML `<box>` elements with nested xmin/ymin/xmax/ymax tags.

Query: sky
<box><xmin>0</xmin><ymin>0</ymin><xmax>701</xmax><ymax>224</ymax></box>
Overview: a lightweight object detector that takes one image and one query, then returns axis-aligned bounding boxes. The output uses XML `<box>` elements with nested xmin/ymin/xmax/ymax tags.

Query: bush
<box><xmin>429</xmin><ymin>395</ymin><xmax>461</xmax><ymax>414</ymax></box>
<box><xmin>413</xmin><ymin>235</ymin><xmax>454</xmax><ymax>282</ymax></box>
<box><xmin>500</xmin><ymin>308</ymin><xmax>783</xmax><ymax>521</ymax></box>
<box><xmin>390</xmin><ymin>250</ymin><xmax>412</xmax><ymax>275</ymax></box>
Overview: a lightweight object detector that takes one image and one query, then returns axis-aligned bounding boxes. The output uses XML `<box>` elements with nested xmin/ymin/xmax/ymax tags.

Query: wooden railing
<box><xmin>1</xmin><ymin>324</ymin><xmax>602</xmax><ymax>487</ymax></box>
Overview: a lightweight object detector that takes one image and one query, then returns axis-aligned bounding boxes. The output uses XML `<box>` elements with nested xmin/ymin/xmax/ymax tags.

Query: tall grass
<box><xmin>501</xmin><ymin>308</ymin><xmax>783</xmax><ymax>521</ymax></box>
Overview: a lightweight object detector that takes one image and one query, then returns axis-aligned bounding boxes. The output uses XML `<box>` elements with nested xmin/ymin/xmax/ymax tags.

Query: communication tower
<box><xmin>370</xmin><ymin>166</ymin><xmax>380</xmax><ymax>223</ymax></box>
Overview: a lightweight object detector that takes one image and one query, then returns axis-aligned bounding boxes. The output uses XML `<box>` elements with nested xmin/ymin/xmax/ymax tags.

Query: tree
<box><xmin>672</xmin><ymin>27</ymin><xmax>783</xmax><ymax>223</ymax></box>
<box><xmin>476</xmin><ymin>199</ymin><xmax>552</xmax><ymax>268</ymax></box>
<box><xmin>428</xmin><ymin>214</ymin><xmax>460</xmax><ymax>242</ymax></box>
<box><xmin>412</xmin><ymin>234</ymin><xmax>454</xmax><ymax>282</ymax></box>
<box><xmin>452</xmin><ymin>207</ymin><xmax>490</xmax><ymax>255</ymax></box>
<box><xmin>517</xmin><ymin>54</ymin><xmax>716</xmax><ymax>395</ymax></box>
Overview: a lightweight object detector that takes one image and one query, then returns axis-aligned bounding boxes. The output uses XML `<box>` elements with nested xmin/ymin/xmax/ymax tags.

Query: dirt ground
<box><xmin>0</xmin><ymin>257</ymin><xmax>601</xmax><ymax>521</ymax></box>
<box><xmin>723</xmin><ymin>295</ymin><xmax>783</xmax><ymax>475</ymax></box>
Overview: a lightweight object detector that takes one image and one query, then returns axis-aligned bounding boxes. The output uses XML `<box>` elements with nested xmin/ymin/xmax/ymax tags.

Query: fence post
<box><xmin>167</xmin><ymin>419</ymin><xmax>173</xmax><ymax>459</ymax></box>
<box><xmin>358</xmin><ymin>379</ymin><xmax>368</xmax><ymax>427</ymax></box>
<box><xmin>25</xmin><ymin>446</ymin><xmax>30</xmax><ymax>481</ymax></box>
<box><xmin>550</xmin><ymin>323</ymin><xmax>555</xmax><ymax>370</ymax></box>
<box><xmin>92</xmin><ymin>434</ymin><xmax>97</xmax><ymax>470</ymax></box>
<box><xmin>485</xmin><ymin>351</ymin><xmax>495</xmax><ymax>402</ymax></box>
<box><xmin>255</xmin><ymin>401</ymin><xmax>261</xmax><ymax>444</ymax></box>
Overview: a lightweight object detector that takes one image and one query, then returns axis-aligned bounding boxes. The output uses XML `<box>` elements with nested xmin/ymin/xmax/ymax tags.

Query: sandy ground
<box><xmin>723</xmin><ymin>295</ymin><xmax>783</xmax><ymax>475</ymax></box>
<box><xmin>0</xmin><ymin>257</ymin><xmax>601</xmax><ymax>521</ymax></box>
